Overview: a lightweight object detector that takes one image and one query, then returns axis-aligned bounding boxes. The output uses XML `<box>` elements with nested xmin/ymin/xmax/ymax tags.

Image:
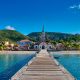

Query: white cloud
<box><xmin>5</xmin><ymin>26</ymin><xmax>15</xmax><ymax>30</ymax></box>
<box><xmin>78</xmin><ymin>4</ymin><xmax>80</xmax><ymax>9</ymax></box>
<box><xmin>69</xmin><ymin>4</ymin><xmax>80</xmax><ymax>10</ymax></box>
<box><xmin>69</xmin><ymin>5</ymin><xmax>76</xmax><ymax>9</ymax></box>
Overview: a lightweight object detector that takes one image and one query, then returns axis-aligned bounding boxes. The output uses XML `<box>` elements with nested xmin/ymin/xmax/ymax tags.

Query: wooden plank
<box><xmin>20</xmin><ymin>75</ymin><xmax>68</xmax><ymax>80</ymax></box>
<box><xmin>11</xmin><ymin>50</ymin><xmax>75</xmax><ymax>80</ymax></box>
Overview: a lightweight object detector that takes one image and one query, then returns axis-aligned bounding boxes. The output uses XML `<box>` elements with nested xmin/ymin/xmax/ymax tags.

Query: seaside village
<box><xmin>17</xmin><ymin>27</ymin><xmax>55</xmax><ymax>51</ymax></box>
<box><xmin>1</xmin><ymin>26</ymin><xmax>64</xmax><ymax>51</ymax></box>
<box><xmin>17</xmin><ymin>26</ymin><xmax>54</xmax><ymax>51</ymax></box>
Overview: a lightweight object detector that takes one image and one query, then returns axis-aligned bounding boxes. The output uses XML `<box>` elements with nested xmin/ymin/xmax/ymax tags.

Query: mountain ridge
<box><xmin>27</xmin><ymin>32</ymin><xmax>80</xmax><ymax>42</ymax></box>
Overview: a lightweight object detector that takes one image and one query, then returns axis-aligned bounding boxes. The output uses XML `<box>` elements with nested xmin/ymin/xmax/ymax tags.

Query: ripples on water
<box><xmin>0</xmin><ymin>53</ymin><xmax>35</xmax><ymax>80</ymax></box>
<box><xmin>53</xmin><ymin>54</ymin><xmax>80</xmax><ymax>80</ymax></box>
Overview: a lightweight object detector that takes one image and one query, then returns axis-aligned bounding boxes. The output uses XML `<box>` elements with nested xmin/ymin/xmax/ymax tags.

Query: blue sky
<box><xmin>0</xmin><ymin>0</ymin><xmax>80</xmax><ymax>34</ymax></box>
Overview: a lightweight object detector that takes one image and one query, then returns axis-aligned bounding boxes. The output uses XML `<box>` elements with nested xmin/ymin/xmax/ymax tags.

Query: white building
<box><xmin>34</xmin><ymin>42</ymin><xmax>53</xmax><ymax>50</ymax></box>
<box><xmin>34</xmin><ymin>25</ymin><xmax>53</xmax><ymax>50</ymax></box>
<box><xmin>17</xmin><ymin>39</ymin><xmax>32</xmax><ymax>50</ymax></box>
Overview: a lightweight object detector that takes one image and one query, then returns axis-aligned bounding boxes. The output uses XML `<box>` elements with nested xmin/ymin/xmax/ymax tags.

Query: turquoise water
<box><xmin>53</xmin><ymin>54</ymin><xmax>80</xmax><ymax>80</ymax></box>
<box><xmin>0</xmin><ymin>53</ymin><xmax>35</xmax><ymax>80</ymax></box>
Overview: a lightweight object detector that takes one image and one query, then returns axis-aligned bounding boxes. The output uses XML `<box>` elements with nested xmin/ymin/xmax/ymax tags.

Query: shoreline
<box><xmin>0</xmin><ymin>51</ymin><xmax>36</xmax><ymax>54</ymax></box>
<box><xmin>51</xmin><ymin>51</ymin><xmax>80</xmax><ymax>54</ymax></box>
<box><xmin>0</xmin><ymin>50</ymin><xmax>80</xmax><ymax>54</ymax></box>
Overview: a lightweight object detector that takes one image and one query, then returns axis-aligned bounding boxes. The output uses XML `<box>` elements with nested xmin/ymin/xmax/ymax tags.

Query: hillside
<box><xmin>1</xmin><ymin>30</ymin><xmax>80</xmax><ymax>43</ymax></box>
<box><xmin>28</xmin><ymin>32</ymin><xmax>80</xmax><ymax>42</ymax></box>
<box><xmin>0</xmin><ymin>30</ymin><xmax>29</xmax><ymax>43</ymax></box>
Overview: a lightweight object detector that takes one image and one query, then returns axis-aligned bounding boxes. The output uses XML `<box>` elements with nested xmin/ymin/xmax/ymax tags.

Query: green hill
<box><xmin>28</xmin><ymin>32</ymin><xmax>80</xmax><ymax>42</ymax></box>
<box><xmin>1</xmin><ymin>30</ymin><xmax>80</xmax><ymax>43</ymax></box>
<box><xmin>0</xmin><ymin>30</ymin><xmax>28</xmax><ymax>43</ymax></box>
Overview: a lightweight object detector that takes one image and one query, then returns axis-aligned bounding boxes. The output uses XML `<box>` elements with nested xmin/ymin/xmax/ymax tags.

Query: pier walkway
<box><xmin>11</xmin><ymin>50</ymin><xmax>75</xmax><ymax>80</ymax></box>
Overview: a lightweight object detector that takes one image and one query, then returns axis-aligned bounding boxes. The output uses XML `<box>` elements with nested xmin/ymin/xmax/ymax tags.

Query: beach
<box><xmin>0</xmin><ymin>51</ymin><xmax>36</xmax><ymax>54</ymax></box>
<box><xmin>51</xmin><ymin>51</ymin><xmax>80</xmax><ymax>54</ymax></box>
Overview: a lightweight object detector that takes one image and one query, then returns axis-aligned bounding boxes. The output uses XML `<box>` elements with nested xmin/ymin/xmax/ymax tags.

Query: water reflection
<box><xmin>0</xmin><ymin>54</ymin><xmax>32</xmax><ymax>73</ymax></box>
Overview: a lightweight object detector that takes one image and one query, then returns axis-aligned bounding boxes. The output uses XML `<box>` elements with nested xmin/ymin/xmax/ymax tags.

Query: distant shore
<box><xmin>1</xmin><ymin>50</ymin><xmax>80</xmax><ymax>54</ymax></box>
<box><xmin>52</xmin><ymin>51</ymin><xmax>80</xmax><ymax>54</ymax></box>
<box><xmin>0</xmin><ymin>51</ymin><xmax>36</xmax><ymax>54</ymax></box>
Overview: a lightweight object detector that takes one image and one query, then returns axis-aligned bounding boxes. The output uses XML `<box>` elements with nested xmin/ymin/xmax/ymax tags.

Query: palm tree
<box><xmin>72</xmin><ymin>43</ymin><xmax>80</xmax><ymax>50</ymax></box>
<box><xmin>63</xmin><ymin>42</ymin><xmax>72</xmax><ymax>50</ymax></box>
<box><xmin>0</xmin><ymin>41</ymin><xmax>7</xmax><ymax>50</ymax></box>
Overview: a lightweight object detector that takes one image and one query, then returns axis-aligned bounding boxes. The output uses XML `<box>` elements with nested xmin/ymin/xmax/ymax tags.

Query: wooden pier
<box><xmin>11</xmin><ymin>50</ymin><xmax>75</xmax><ymax>80</ymax></box>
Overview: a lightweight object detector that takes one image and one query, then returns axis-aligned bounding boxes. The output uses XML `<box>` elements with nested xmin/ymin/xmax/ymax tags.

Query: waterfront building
<box><xmin>56</xmin><ymin>43</ymin><xmax>64</xmax><ymax>50</ymax></box>
<box><xmin>34</xmin><ymin>25</ymin><xmax>53</xmax><ymax>50</ymax></box>
<box><xmin>17</xmin><ymin>39</ymin><xmax>32</xmax><ymax>50</ymax></box>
